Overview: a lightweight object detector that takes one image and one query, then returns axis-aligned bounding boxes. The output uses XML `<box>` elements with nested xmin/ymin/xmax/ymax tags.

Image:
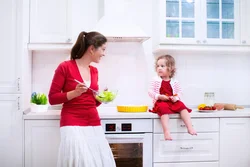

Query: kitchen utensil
<box><xmin>74</xmin><ymin>79</ymin><xmax>103</xmax><ymax>97</ymax></box>
<box><xmin>214</xmin><ymin>103</ymin><xmax>244</xmax><ymax>111</ymax></box>
<box><xmin>117</xmin><ymin>105</ymin><xmax>148</xmax><ymax>112</ymax></box>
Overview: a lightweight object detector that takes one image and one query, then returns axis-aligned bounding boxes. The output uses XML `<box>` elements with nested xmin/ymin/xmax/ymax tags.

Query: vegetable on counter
<box><xmin>30</xmin><ymin>92</ymin><xmax>48</xmax><ymax>105</ymax></box>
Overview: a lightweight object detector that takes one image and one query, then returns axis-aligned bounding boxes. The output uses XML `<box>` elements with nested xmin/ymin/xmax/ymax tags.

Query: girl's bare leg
<box><xmin>180</xmin><ymin>109</ymin><xmax>197</xmax><ymax>135</ymax></box>
<box><xmin>161</xmin><ymin>114</ymin><xmax>172</xmax><ymax>140</ymax></box>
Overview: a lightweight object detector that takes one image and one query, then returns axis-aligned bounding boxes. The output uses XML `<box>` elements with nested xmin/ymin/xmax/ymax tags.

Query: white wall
<box><xmin>31</xmin><ymin>0</ymin><xmax>250</xmax><ymax>108</ymax></box>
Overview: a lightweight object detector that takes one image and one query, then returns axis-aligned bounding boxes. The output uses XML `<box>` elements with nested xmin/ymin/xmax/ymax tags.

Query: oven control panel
<box><xmin>105</xmin><ymin>123</ymin><xmax>132</xmax><ymax>132</ymax></box>
<box><xmin>101</xmin><ymin>119</ymin><xmax>153</xmax><ymax>133</ymax></box>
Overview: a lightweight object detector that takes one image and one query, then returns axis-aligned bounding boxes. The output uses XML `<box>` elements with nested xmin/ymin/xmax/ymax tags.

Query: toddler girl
<box><xmin>148</xmin><ymin>55</ymin><xmax>197</xmax><ymax>140</ymax></box>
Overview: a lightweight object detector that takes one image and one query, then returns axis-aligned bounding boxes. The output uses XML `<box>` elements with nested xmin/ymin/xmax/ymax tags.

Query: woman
<box><xmin>49</xmin><ymin>31</ymin><xmax>116</xmax><ymax>167</ymax></box>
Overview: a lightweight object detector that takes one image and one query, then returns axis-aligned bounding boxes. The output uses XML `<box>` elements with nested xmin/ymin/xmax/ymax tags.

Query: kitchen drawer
<box><xmin>154</xmin><ymin>162</ymin><xmax>219</xmax><ymax>167</ymax></box>
<box><xmin>153</xmin><ymin>133</ymin><xmax>219</xmax><ymax>163</ymax></box>
<box><xmin>154</xmin><ymin>118</ymin><xmax>219</xmax><ymax>133</ymax></box>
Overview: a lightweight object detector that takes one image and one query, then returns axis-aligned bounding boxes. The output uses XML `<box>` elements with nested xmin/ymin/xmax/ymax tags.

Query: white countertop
<box><xmin>23</xmin><ymin>107</ymin><xmax>250</xmax><ymax>120</ymax></box>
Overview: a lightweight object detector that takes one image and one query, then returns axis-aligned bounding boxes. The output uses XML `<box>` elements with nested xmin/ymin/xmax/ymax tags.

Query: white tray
<box><xmin>198</xmin><ymin>109</ymin><xmax>217</xmax><ymax>113</ymax></box>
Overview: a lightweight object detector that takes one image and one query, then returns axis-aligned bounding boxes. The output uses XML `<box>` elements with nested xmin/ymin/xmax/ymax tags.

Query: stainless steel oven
<box><xmin>101</xmin><ymin>119</ymin><xmax>153</xmax><ymax>167</ymax></box>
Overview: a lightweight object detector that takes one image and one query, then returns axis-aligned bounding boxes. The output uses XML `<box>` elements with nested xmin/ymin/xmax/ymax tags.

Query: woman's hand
<box><xmin>66</xmin><ymin>82</ymin><xmax>89</xmax><ymax>101</ymax></box>
<box><xmin>74</xmin><ymin>83</ymin><xmax>88</xmax><ymax>96</ymax></box>
<box><xmin>158</xmin><ymin>95</ymin><xmax>170</xmax><ymax>101</ymax></box>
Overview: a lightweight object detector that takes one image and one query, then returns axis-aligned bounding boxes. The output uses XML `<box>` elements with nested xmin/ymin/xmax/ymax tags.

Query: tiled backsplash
<box><xmin>32</xmin><ymin>48</ymin><xmax>250</xmax><ymax>108</ymax></box>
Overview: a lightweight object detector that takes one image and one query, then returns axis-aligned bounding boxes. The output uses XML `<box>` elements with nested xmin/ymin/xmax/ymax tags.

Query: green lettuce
<box><xmin>95</xmin><ymin>90</ymin><xmax>116</xmax><ymax>103</ymax></box>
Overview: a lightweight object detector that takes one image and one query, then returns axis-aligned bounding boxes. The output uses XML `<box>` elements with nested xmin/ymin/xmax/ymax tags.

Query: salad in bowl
<box><xmin>94</xmin><ymin>90</ymin><xmax>117</xmax><ymax>104</ymax></box>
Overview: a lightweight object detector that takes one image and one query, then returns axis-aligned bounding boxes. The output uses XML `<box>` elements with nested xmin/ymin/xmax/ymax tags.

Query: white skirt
<box><xmin>57</xmin><ymin>126</ymin><xmax>116</xmax><ymax>167</ymax></box>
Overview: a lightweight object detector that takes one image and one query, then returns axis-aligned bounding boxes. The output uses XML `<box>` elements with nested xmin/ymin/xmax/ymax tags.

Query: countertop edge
<box><xmin>23</xmin><ymin>108</ymin><xmax>250</xmax><ymax>120</ymax></box>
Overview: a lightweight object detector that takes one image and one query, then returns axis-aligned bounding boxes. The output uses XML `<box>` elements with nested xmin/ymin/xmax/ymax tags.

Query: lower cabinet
<box><xmin>220</xmin><ymin>118</ymin><xmax>250</xmax><ymax>167</ymax></box>
<box><xmin>24</xmin><ymin>120</ymin><xmax>60</xmax><ymax>167</ymax></box>
<box><xmin>153</xmin><ymin>118</ymin><xmax>219</xmax><ymax>167</ymax></box>
<box><xmin>153</xmin><ymin>133</ymin><xmax>219</xmax><ymax>163</ymax></box>
<box><xmin>24</xmin><ymin>117</ymin><xmax>250</xmax><ymax>167</ymax></box>
<box><xmin>154</xmin><ymin>162</ymin><xmax>219</xmax><ymax>167</ymax></box>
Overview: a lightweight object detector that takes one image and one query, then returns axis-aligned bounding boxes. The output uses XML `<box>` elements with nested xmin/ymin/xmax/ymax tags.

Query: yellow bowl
<box><xmin>117</xmin><ymin>105</ymin><xmax>148</xmax><ymax>112</ymax></box>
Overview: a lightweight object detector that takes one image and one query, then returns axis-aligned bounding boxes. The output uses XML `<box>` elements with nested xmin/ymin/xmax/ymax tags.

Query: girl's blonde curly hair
<box><xmin>155</xmin><ymin>55</ymin><xmax>176</xmax><ymax>78</ymax></box>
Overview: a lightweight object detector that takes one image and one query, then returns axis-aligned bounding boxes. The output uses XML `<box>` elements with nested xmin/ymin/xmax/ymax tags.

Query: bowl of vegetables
<box><xmin>30</xmin><ymin>92</ymin><xmax>48</xmax><ymax>112</ymax></box>
<box><xmin>94</xmin><ymin>90</ymin><xmax>117</xmax><ymax>104</ymax></box>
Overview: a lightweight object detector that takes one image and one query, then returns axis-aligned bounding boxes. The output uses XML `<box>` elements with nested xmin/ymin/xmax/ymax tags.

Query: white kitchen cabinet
<box><xmin>154</xmin><ymin>133</ymin><xmax>219</xmax><ymax>163</ymax></box>
<box><xmin>25</xmin><ymin>120</ymin><xmax>60</xmax><ymax>167</ymax></box>
<box><xmin>220</xmin><ymin>118</ymin><xmax>250</xmax><ymax>167</ymax></box>
<box><xmin>154</xmin><ymin>162</ymin><xmax>219</xmax><ymax>167</ymax></box>
<box><xmin>0</xmin><ymin>0</ymin><xmax>21</xmax><ymax>93</ymax></box>
<box><xmin>157</xmin><ymin>0</ymin><xmax>240</xmax><ymax>45</ymax></box>
<box><xmin>240</xmin><ymin>0</ymin><xmax>250</xmax><ymax>45</ymax></box>
<box><xmin>0</xmin><ymin>95</ymin><xmax>22</xmax><ymax>167</ymax></box>
<box><xmin>30</xmin><ymin>0</ymin><xmax>72</xmax><ymax>43</ymax></box>
<box><xmin>154</xmin><ymin>118</ymin><xmax>219</xmax><ymax>133</ymax></box>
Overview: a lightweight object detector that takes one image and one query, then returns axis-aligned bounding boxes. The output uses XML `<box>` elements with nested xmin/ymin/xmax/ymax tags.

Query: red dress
<box><xmin>150</xmin><ymin>80</ymin><xmax>191</xmax><ymax>116</ymax></box>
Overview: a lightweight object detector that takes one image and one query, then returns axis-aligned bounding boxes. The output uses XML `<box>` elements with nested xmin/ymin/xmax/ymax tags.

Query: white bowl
<box><xmin>30</xmin><ymin>103</ymin><xmax>48</xmax><ymax>113</ymax></box>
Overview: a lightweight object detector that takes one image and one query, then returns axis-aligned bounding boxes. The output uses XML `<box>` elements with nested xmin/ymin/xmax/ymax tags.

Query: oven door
<box><xmin>105</xmin><ymin>133</ymin><xmax>152</xmax><ymax>167</ymax></box>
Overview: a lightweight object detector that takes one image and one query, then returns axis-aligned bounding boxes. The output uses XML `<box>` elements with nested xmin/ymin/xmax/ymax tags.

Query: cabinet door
<box><xmin>0</xmin><ymin>0</ymin><xmax>21</xmax><ymax>93</ymax></box>
<box><xmin>220</xmin><ymin>118</ymin><xmax>250</xmax><ymax>167</ymax></box>
<box><xmin>159</xmin><ymin>0</ymin><xmax>201</xmax><ymax>44</ymax></box>
<box><xmin>154</xmin><ymin>162</ymin><xmax>219</xmax><ymax>167</ymax></box>
<box><xmin>0</xmin><ymin>95</ymin><xmax>22</xmax><ymax>167</ymax></box>
<box><xmin>201</xmin><ymin>0</ymin><xmax>240</xmax><ymax>45</ymax></box>
<box><xmin>25</xmin><ymin>120</ymin><xmax>60</xmax><ymax>167</ymax></box>
<box><xmin>240</xmin><ymin>0</ymin><xmax>250</xmax><ymax>45</ymax></box>
<box><xmin>154</xmin><ymin>133</ymin><xmax>219</xmax><ymax>163</ymax></box>
<box><xmin>30</xmin><ymin>0</ymin><xmax>72</xmax><ymax>43</ymax></box>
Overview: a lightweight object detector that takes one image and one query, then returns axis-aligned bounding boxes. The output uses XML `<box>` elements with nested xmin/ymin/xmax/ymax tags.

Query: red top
<box><xmin>48</xmin><ymin>60</ymin><xmax>101</xmax><ymax>127</ymax></box>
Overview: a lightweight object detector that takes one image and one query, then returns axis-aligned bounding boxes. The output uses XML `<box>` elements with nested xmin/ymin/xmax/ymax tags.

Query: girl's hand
<box><xmin>74</xmin><ymin>83</ymin><xmax>88</xmax><ymax>96</ymax></box>
<box><xmin>170</xmin><ymin>96</ymin><xmax>178</xmax><ymax>103</ymax></box>
<box><xmin>158</xmin><ymin>95</ymin><xmax>170</xmax><ymax>101</ymax></box>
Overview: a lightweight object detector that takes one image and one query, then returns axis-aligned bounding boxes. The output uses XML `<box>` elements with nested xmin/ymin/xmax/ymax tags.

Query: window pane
<box><xmin>166</xmin><ymin>20</ymin><xmax>179</xmax><ymax>37</ymax></box>
<box><xmin>182</xmin><ymin>0</ymin><xmax>194</xmax><ymax>18</ymax></box>
<box><xmin>207</xmin><ymin>0</ymin><xmax>219</xmax><ymax>19</ymax></box>
<box><xmin>222</xmin><ymin>0</ymin><xmax>234</xmax><ymax>19</ymax></box>
<box><xmin>166</xmin><ymin>0</ymin><xmax>179</xmax><ymax>17</ymax></box>
<box><xmin>222</xmin><ymin>22</ymin><xmax>234</xmax><ymax>39</ymax></box>
<box><xmin>207</xmin><ymin>21</ymin><xmax>220</xmax><ymax>38</ymax></box>
<box><xmin>182</xmin><ymin>21</ymin><xmax>194</xmax><ymax>38</ymax></box>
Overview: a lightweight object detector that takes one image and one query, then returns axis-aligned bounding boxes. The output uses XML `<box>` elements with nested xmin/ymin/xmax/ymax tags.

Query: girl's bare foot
<box><xmin>188</xmin><ymin>128</ymin><xmax>197</xmax><ymax>135</ymax></box>
<box><xmin>164</xmin><ymin>131</ymin><xmax>172</xmax><ymax>140</ymax></box>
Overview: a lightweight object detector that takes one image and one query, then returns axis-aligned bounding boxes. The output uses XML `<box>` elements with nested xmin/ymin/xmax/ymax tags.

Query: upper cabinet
<box><xmin>0</xmin><ymin>0</ymin><xmax>21</xmax><ymax>93</ymax></box>
<box><xmin>158</xmin><ymin>0</ymin><xmax>240</xmax><ymax>45</ymax></box>
<box><xmin>240</xmin><ymin>0</ymin><xmax>250</xmax><ymax>45</ymax></box>
<box><xmin>28</xmin><ymin>0</ymin><xmax>100</xmax><ymax>50</ymax></box>
<box><xmin>30</xmin><ymin>0</ymin><xmax>72</xmax><ymax>43</ymax></box>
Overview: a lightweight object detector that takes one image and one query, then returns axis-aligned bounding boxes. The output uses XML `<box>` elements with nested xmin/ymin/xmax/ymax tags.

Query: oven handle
<box><xmin>105</xmin><ymin>134</ymin><xmax>145</xmax><ymax>139</ymax></box>
<box><xmin>105</xmin><ymin>134</ymin><xmax>147</xmax><ymax>143</ymax></box>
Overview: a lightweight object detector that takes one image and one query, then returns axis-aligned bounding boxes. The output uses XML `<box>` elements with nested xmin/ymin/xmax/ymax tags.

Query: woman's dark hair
<box><xmin>70</xmin><ymin>31</ymin><xmax>107</xmax><ymax>60</ymax></box>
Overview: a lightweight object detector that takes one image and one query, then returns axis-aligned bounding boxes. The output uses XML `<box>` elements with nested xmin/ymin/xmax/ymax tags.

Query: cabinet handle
<box><xmin>227</xmin><ymin>123</ymin><xmax>245</xmax><ymax>126</ymax></box>
<box><xmin>180</xmin><ymin>124</ymin><xmax>193</xmax><ymax>127</ymax></box>
<box><xmin>203</xmin><ymin>40</ymin><xmax>207</xmax><ymax>44</ymax></box>
<box><xmin>66</xmin><ymin>38</ymin><xmax>72</xmax><ymax>43</ymax></box>
<box><xmin>180</xmin><ymin>146</ymin><xmax>193</xmax><ymax>150</ymax></box>
<box><xmin>17</xmin><ymin>96</ymin><xmax>20</xmax><ymax>110</ymax></box>
<box><xmin>17</xmin><ymin>78</ymin><xmax>20</xmax><ymax>91</ymax></box>
<box><xmin>196</xmin><ymin>40</ymin><xmax>201</xmax><ymax>44</ymax></box>
<box><xmin>242</xmin><ymin>40</ymin><xmax>246</xmax><ymax>44</ymax></box>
